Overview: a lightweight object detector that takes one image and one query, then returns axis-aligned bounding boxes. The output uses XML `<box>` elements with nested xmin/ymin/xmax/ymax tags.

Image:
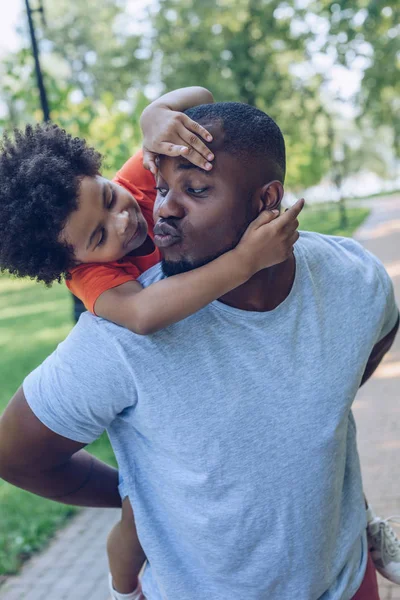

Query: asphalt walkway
<box><xmin>1</xmin><ymin>194</ymin><xmax>399</xmax><ymax>599</ymax></box>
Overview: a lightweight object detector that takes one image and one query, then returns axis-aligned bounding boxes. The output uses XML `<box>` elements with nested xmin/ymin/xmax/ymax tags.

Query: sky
<box><xmin>0</xmin><ymin>1</ymin><xmax>23</xmax><ymax>58</ymax></box>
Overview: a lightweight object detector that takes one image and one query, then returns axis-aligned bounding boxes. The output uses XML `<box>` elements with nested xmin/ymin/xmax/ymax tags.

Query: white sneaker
<box><xmin>367</xmin><ymin>504</ymin><xmax>400</xmax><ymax>584</ymax></box>
<box><xmin>108</xmin><ymin>573</ymin><xmax>145</xmax><ymax>600</ymax></box>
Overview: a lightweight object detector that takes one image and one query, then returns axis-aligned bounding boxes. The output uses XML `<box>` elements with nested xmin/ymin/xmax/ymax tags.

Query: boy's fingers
<box><xmin>180</xmin><ymin>114</ymin><xmax>213</xmax><ymax>143</ymax></box>
<box><xmin>148</xmin><ymin>160</ymin><xmax>158</xmax><ymax>176</ymax></box>
<box><xmin>178</xmin><ymin>125</ymin><xmax>214</xmax><ymax>168</ymax></box>
<box><xmin>288</xmin><ymin>230</ymin><xmax>300</xmax><ymax>247</ymax></box>
<box><xmin>285</xmin><ymin>218</ymin><xmax>299</xmax><ymax>233</ymax></box>
<box><xmin>142</xmin><ymin>148</ymin><xmax>158</xmax><ymax>173</ymax></box>
<box><xmin>253</xmin><ymin>209</ymin><xmax>280</xmax><ymax>227</ymax></box>
<box><xmin>157</xmin><ymin>142</ymin><xmax>190</xmax><ymax>157</ymax></box>
<box><xmin>279</xmin><ymin>198</ymin><xmax>305</xmax><ymax>226</ymax></box>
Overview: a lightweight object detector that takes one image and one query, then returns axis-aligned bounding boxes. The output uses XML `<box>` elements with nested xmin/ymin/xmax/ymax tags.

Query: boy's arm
<box><xmin>140</xmin><ymin>87</ymin><xmax>214</xmax><ymax>174</ymax></box>
<box><xmin>95</xmin><ymin>201</ymin><xmax>304</xmax><ymax>335</ymax></box>
<box><xmin>95</xmin><ymin>252</ymin><xmax>251</xmax><ymax>335</ymax></box>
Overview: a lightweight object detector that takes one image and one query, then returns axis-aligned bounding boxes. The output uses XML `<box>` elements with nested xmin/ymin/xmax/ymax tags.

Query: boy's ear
<box><xmin>257</xmin><ymin>181</ymin><xmax>284</xmax><ymax>213</ymax></box>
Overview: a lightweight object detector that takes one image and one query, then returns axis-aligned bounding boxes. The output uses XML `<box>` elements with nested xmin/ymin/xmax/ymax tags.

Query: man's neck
<box><xmin>218</xmin><ymin>254</ymin><xmax>296</xmax><ymax>312</ymax></box>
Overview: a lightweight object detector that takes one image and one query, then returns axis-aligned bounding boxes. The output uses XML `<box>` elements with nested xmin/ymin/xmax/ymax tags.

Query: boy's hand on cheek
<box><xmin>141</xmin><ymin>105</ymin><xmax>214</xmax><ymax>175</ymax></box>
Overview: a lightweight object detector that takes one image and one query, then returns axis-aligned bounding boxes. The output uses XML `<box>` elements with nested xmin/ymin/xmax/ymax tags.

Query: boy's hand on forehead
<box><xmin>141</xmin><ymin>106</ymin><xmax>214</xmax><ymax>175</ymax></box>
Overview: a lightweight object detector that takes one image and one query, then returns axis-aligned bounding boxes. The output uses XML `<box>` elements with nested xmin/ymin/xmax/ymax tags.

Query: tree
<box><xmin>43</xmin><ymin>0</ymin><xmax>150</xmax><ymax>102</ymax></box>
<box><xmin>150</xmin><ymin>0</ymin><xmax>330</xmax><ymax>189</ymax></box>
<box><xmin>313</xmin><ymin>0</ymin><xmax>400</xmax><ymax>158</ymax></box>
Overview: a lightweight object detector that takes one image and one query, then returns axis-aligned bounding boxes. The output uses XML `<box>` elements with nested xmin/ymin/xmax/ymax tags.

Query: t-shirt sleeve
<box><xmin>23</xmin><ymin>314</ymin><xmax>137</xmax><ymax>444</ymax></box>
<box><xmin>114</xmin><ymin>149</ymin><xmax>156</xmax><ymax>212</ymax></box>
<box><xmin>334</xmin><ymin>236</ymin><xmax>399</xmax><ymax>343</ymax></box>
<box><xmin>368</xmin><ymin>251</ymin><xmax>399</xmax><ymax>342</ymax></box>
<box><xmin>66</xmin><ymin>263</ymin><xmax>140</xmax><ymax>314</ymax></box>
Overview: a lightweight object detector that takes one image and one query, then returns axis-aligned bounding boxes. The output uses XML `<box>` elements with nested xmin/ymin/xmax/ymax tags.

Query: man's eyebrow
<box><xmin>86</xmin><ymin>182</ymin><xmax>106</xmax><ymax>250</ymax></box>
<box><xmin>176</xmin><ymin>163</ymin><xmax>213</xmax><ymax>175</ymax></box>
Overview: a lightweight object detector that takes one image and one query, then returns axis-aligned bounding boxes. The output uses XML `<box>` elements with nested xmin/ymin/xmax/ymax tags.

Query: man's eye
<box><xmin>97</xmin><ymin>228</ymin><xmax>107</xmax><ymax>247</ymax></box>
<box><xmin>108</xmin><ymin>187</ymin><xmax>116</xmax><ymax>209</ymax></box>
<box><xmin>154</xmin><ymin>186</ymin><xmax>168</xmax><ymax>197</ymax></box>
<box><xmin>188</xmin><ymin>188</ymin><xmax>208</xmax><ymax>195</ymax></box>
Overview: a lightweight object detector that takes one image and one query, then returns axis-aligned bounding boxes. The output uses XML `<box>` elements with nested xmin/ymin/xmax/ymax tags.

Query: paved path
<box><xmin>1</xmin><ymin>194</ymin><xmax>400</xmax><ymax>599</ymax></box>
<box><xmin>353</xmin><ymin>194</ymin><xmax>400</xmax><ymax>599</ymax></box>
<box><xmin>0</xmin><ymin>508</ymin><xmax>119</xmax><ymax>599</ymax></box>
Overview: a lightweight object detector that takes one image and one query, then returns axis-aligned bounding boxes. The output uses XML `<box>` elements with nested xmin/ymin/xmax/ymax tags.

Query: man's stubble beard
<box><xmin>162</xmin><ymin>242</ymin><xmax>237</xmax><ymax>277</ymax></box>
<box><xmin>161</xmin><ymin>204</ymin><xmax>255</xmax><ymax>278</ymax></box>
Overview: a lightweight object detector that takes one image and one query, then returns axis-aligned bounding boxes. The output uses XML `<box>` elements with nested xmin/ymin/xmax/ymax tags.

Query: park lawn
<box><xmin>0</xmin><ymin>202</ymin><xmax>370</xmax><ymax>576</ymax></box>
<box><xmin>298</xmin><ymin>202</ymin><xmax>370</xmax><ymax>237</ymax></box>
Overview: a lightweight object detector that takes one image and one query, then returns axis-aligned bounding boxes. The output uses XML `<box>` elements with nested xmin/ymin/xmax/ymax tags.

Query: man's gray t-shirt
<box><xmin>24</xmin><ymin>232</ymin><xmax>398</xmax><ymax>600</ymax></box>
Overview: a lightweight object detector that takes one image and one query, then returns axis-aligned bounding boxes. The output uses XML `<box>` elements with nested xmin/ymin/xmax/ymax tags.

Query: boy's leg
<box><xmin>107</xmin><ymin>497</ymin><xmax>147</xmax><ymax>598</ymax></box>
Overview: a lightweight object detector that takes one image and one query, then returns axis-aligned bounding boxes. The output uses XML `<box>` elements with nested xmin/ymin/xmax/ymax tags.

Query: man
<box><xmin>0</xmin><ymin>102</ymin><xmax>398</xmax><ymax>599</ymax></box>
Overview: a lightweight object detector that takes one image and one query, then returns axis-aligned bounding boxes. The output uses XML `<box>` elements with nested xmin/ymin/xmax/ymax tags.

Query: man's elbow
<box><xmin>0</xmin><ymin>448</ymin><xmax>24</xmax><ymax>486</ymax></box>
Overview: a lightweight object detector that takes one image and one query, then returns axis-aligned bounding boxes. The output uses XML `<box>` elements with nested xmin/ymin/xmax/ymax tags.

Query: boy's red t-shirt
<box><xmin>66</xmin><ymin>150</ymin><xmax>161</xmax><ymax>314</ymax></box>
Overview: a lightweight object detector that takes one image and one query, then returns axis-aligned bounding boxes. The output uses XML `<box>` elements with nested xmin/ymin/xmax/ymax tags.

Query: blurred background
<box><xmin>0</xmin><ymin>0</ymin><xmax>399</xmax><ymax>583</ymax></box>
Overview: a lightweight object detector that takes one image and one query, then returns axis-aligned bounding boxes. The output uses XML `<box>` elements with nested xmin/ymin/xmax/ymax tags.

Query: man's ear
<box><xmin>257</xmin><ymin>181</ymin><xmax>284</xmax><ymax>212</ymax></box>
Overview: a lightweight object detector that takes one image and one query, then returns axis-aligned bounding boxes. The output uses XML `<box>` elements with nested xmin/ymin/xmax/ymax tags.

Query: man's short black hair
<box><xmin>0</xmin><ymin>123</ymin><xmax>102</xmax><ymax>285</ymax></box>
<box><xmin>185</xmin><ymin>102</ymin><xmax>286</xmax><ymax>183</ymax></box>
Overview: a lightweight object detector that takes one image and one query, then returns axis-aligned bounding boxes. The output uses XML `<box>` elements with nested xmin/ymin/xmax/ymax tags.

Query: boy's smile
<box><xmin>61</xmin><ymin>175</ymin><xmax>148</xmax><ymax>264</ymax></box>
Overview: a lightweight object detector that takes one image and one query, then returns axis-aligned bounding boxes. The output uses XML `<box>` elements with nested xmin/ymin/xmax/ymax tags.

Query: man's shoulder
<box><xmin>297</xmin><ymin>230</ymin><xmax>390</xmax><ymax>295</ymax></box>
<box><xmin>298</xmin><ymin>230</ymin><xmax>363</xmax><ymax>254</ymax></box>
<box><xmin>298</xmin><ymin>230</ymin><xmax>373</xmax><ymax>268</ymax></box>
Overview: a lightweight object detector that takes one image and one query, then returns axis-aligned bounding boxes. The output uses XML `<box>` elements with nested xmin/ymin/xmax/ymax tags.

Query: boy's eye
<box><xmin>108</xmin><ymin>187</ymin><xmax>116</xmax><ymax>209</ymax></box>
<box><xmin>188</xmin><ymin>187</ymin><xmax>208</xmax><ymax>195</ymax></box>
<box><xmin>154</xmin><ymin>186</ymin><xmax>168</xmax><ymax>197</ymax></box>
<box><xmin>97</xmin><ymin>228</ymin><xmax>107</xmax><ymax>248</ymax></box>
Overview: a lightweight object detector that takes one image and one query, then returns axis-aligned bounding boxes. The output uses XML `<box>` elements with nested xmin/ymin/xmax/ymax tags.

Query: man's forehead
<box><xmin>199</xmin><ymin>120</ymin><xmax>225</xmax><ymax>152</ymax></box>
<box><xmin>158</xmin><ymin>121</ymin><xmax>233</xmax><ymax>175</ymax></box>
<box><xmin>159</xmin><ymin>152</ymin><xmax>236</xmax><ymax>179</ymax></box>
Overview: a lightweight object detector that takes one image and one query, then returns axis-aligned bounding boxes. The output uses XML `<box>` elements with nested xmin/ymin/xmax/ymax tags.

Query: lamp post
<box><xmin>25</xmin><ymin>0</ymin><xmax>85</xmax><ymax>322</ymax></box>
<box><xmin>25</xmin><ymin>0</ymin><xmax>50</xmax><ymax>121</ymax></box>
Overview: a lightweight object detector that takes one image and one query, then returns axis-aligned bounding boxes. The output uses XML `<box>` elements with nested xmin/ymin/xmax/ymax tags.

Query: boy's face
<box><xmin>61</xmin><ymin>176</ymin><xmax>148</xmax><ymax>264</ymax></box>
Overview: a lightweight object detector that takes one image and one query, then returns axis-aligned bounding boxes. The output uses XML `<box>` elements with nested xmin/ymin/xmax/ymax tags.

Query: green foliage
<box><xmin>1</xmin><ymin>0</ymin><xmax>397</xmax><ymax>184</ymax></box>
<box><xmin>311</xmin><ymin>0</ymin><xmax>400</xmax><ymax>157</ymax></box>
<box><xmin>152</xmin><ymin>0</ymin><xmax>330</xmax><ymax>189</ymax></box>
<box><xmin>43</xmin><ymin>0</ymin><xmax>149</xmax><ymax>102</ymax></box>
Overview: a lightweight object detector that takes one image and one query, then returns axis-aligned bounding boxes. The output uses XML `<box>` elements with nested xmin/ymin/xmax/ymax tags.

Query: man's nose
<box><xmin>114</xmin><ymin>210</ymin><xmax>130</xmax><ymax>236</ymax></box>
<box><xmin>156</xmin><ymin>192</ymin><xmax>185</xmax><ymax>220</ymax></box>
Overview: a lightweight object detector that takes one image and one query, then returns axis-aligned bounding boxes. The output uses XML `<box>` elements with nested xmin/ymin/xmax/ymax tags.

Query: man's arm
<box><xmin>0</xmin><ymin>387</ymin><xmax>121</xmax><ymax>508</ymax></box>
<box><xmin>360</xmin><ymin>314</ymin><xmax>399</xmax><ymax>387</ymax></box>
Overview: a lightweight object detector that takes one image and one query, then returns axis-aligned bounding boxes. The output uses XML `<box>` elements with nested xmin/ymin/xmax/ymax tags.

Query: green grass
<box><xmin>0</xmin><ymin>202</ymin><xmax>369</xmax><ymax>576</ymax></box>
<box><xmin>344</xmin><ymin>189</ymin><xmax>400</xmax><ymax>202</ymax></box>
<box><xmin>299</xmin><ymin>202</ymin><xmax>370</xmax><ymax>237</ymax></box>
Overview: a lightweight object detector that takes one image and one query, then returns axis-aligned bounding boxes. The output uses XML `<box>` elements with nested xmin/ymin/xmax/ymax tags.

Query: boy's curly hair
<box><xmin>0</xmin><ymin>123</ymin><xmax>102</xmax><ymax>285</ymax></box>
